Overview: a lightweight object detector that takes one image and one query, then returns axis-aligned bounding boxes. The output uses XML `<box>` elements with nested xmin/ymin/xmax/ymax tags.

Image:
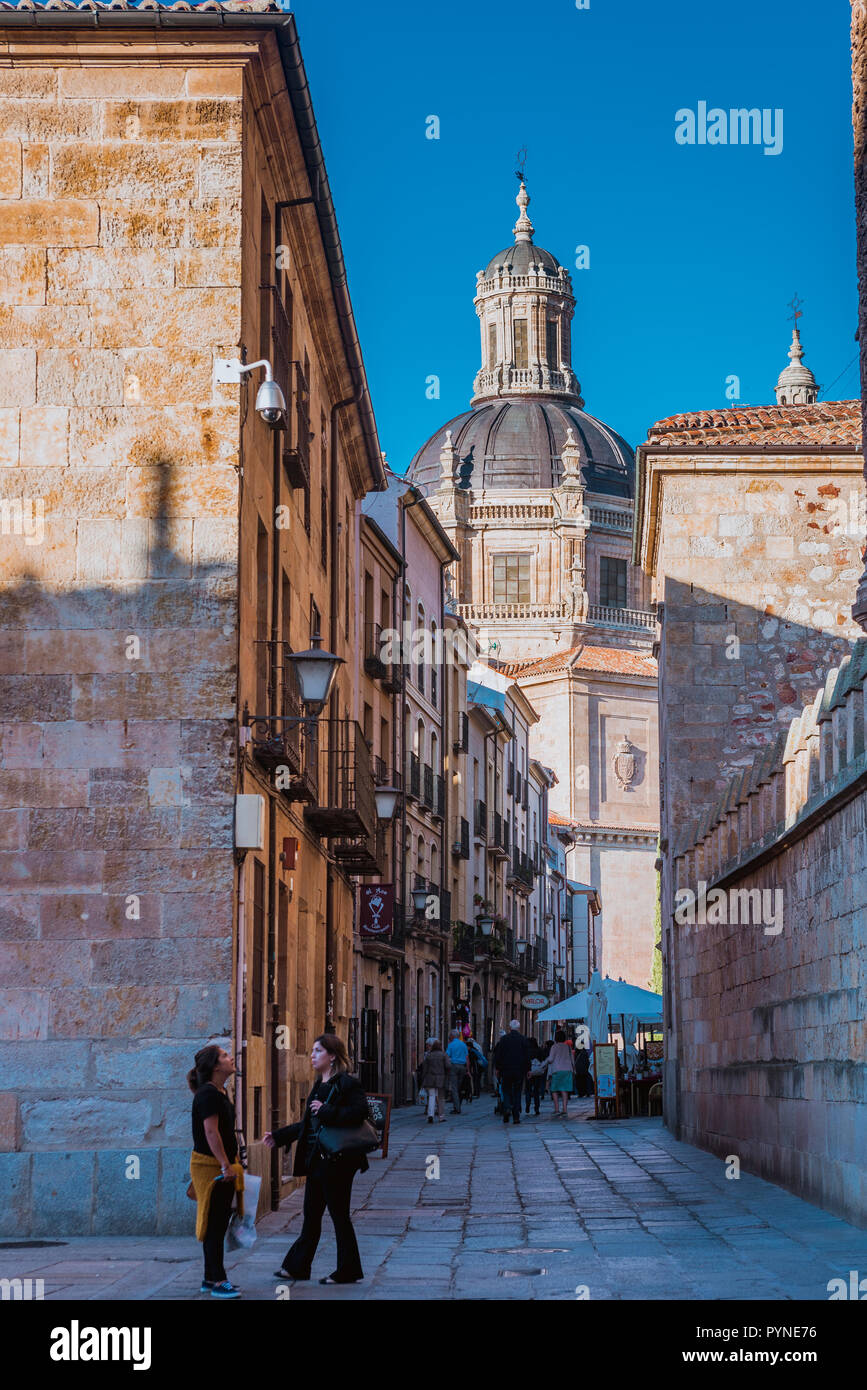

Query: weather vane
<box><xmin>788</xmin><ymin>292</ymin><xmax>804</xmax><ymax>329</ymax></box>
<box><xmin>515</xmin><ymin>146</ymin><xmax>528</xmax><ymax>183</ymax></box>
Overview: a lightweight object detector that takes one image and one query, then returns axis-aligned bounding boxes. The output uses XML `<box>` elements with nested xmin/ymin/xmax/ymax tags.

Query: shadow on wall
<box><xmin>659</xmin><ymin>575</ymin><xmax>866</xmax><ymax>1226</ymax></box>
<box><xmin>0</xmin><ymin>461</ymin><xmax>240</xmax><ymax>1236</ymax></box>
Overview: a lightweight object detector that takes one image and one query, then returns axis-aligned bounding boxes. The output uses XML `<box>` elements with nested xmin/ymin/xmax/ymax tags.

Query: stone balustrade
<box><xmin>672</xmin><ymin>636</ymin><xmax>867</xmax><ymax>890</ymax></box>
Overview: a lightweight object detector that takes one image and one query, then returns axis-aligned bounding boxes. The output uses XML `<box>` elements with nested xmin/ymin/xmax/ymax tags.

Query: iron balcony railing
<box><xmin>474</xmin><ymin>799</ymin><xmax>487</xmax><ymax>840</ymax></box>
<box><xmin>422</xmin><ymin>763</ymin><xmax>434</xmax><ymax>810</ymax></box>
<box><xmin>304</xmin><ymin>719</ymin><xmax>376</xmax><ymax>842</ymax></box>
<box><xmin>453</xmin><ymin>710</ymin><xmax>469</xmax><ymax>755</ymax></box>
<box><xmin>452</xmin><ymin>816</ymin><xmax>470</xmax><ymax>859</ymax></box>
<box><xmin>408</xmin><ymin>752</ymin><xmax>421</xmax><ymax>801</ymax></box>
<box><xmin>433</xmin><ymin>773</ymin><xmax>444</xmax><ymax>819</ymax></box>
<box><xmin>363</xmin><ymin>622</ymin><xmax>387</xmax><ymax>680</ymax></box>
<box><xmin>451</xmin><ymin>922</ymin><xmax>475</xmax><ymax>965</ymax></box>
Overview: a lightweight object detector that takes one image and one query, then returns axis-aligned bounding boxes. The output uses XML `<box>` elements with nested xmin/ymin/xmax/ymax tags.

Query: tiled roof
<box><xmin>0</xmin><ymin>1</ymin><xmax>281</xmax><ymax>11</ymax></box>
<box><xmin>645</xmin><ymin>400</ymin><xmax>861</xmax><ymax>449</ymax></box>
<box><xmin>500</xmin><ymin>644</ymin><xmax>657</xmax><ymax>679</ymax></box>
<box><xmin>549</xmin><ymin>812</ymin><xmax>657</xmax><ymax>834</ymax></box>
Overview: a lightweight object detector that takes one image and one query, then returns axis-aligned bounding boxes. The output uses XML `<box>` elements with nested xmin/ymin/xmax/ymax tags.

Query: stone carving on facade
<box><xmin>613</xmin><ymin>733</ymin><xmax>637</xmax><ymax>790</ymax></box>
<box><xmin>568</xmin><ymin>555</ymin><xmax>589</xmax><ymax>621</ymax></box>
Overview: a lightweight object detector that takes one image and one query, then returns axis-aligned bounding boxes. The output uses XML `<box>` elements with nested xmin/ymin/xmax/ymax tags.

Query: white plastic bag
<box><xmin>226</xmin><ymin>1172</ymin><xmax>261</xmax><ymax>1250</ymax></box>
<box><xmin>418</xmin><ymin>1087</ymin><xmax>428</xmax><ymax>1105</ymax></box>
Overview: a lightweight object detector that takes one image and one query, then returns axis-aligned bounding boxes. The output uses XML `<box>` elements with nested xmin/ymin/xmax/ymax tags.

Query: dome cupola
<box><xmin>775</xmin><ymin>325</ymin><xmax>819</xmax><ymax>405</ymax></box>
<box><xmin>472</xmin><ymin>179</ymin><xmax>582</xmax><ymax>406</ymax></box>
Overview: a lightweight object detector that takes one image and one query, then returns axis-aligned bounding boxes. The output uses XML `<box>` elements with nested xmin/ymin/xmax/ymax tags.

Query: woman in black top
<box><xmin>264</xmin><ymin>1033</ymin><xmax>368</xmax><ymax>1285</ymax></box>
<box><xmin>188</xmin><ymin>1044</ymin><xmax>241</xmax><ymax>1300</ymax></box>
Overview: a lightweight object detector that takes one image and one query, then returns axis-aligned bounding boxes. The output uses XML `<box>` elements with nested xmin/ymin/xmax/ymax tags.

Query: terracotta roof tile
<box><xmin>0</xmin><ymin>1</ymin><xmax>280</xmax><ymax>10</ymax></box>
<box><xmin>500</xmin><ymin>644</ymin><xmax>657</xmax><ymax>679</ymax></box>
<box><xmin>645</xmin><ymin>399</ymin><xmax>860</xmax><ymax>450</ymax></box>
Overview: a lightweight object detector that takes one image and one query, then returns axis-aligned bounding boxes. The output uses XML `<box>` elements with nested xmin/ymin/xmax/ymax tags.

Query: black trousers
<box><xmin>283</xmin><ymin>1153</ymin><xmax>363</xmax><ymax>1282</ymax></box>
<box><xmin>501</xmin><ymin>1074</ymin><xmax>524</xmax><ymax>1120</ymax></box>
<box><xmin>203</xmin><ymin>1176</ymin><xmax>235</xmax><ymax>1283</ymax></box>
<box><xmin>524</xmin><ymin>1075</ymin><xmax>544</xmax><ymax>1111</ymax></box>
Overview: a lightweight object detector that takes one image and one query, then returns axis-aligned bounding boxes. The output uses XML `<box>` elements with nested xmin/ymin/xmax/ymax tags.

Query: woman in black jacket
<box><xmin>264</xmin><ymin>1033</ymin><xmax>368</xmax><ymax>1285</ymax></box>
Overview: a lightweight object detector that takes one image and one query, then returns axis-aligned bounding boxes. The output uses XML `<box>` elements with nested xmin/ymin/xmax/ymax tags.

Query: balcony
<box><xmin>247</xmin><ymin>711</ymin><xmax>318</xmax><ymax>804</ymax></box>
<box><xmin>332</xmin><ymin>828</ymin><xmax>385</xmax><ymax>877</ymax></box>
<box><xmin>422</xmin><ymin>763</ymin><xmax>434</xmax><ymax>810</ymax></box>
<box><xmin>363</xmin><ymin>623</ymin><xmax>387</xmax><ymax>681</ymax></box>
<box><xmin>474</xmin><ymin>799</ymin><xmax>487</xmax><ymax>840</ymax></box>
<box><xmin>587</xmin><ymin>603</ymin><xmax>656</xmax><ymax>631</ymax></box>
<box><xmin>489</xmin><ymin>811</ymin><xmax>510</xmax><ymax>860</ymax></box>
<box><xmin>514</xmin><ymin>942</ymin><xmax>539</xmax><ymax>978</ymax></box>
<box><xmin>432</xmin><ymin>774</ymin><xmax>444</xmax><ymax>819</ymax></box>
<box><xmin>304</xmin><ymin>719</ymin><xmax>376</xmax><ymax>840</ymax></box>
<box><xmin>507</xmin><ymin>849</ymin><xmax>535</xmax><ymax>895</ymax></box>
<box><xmin>453</xmin><ymin>711</ymin><xmax>469</xmax><ymax>755</ymax></box>
<box><xmin>450</xmin><ymin>922</ymin><xmax>476</xmax><ymax>967</ymax></box>
<box><xmin>283</xmin><ymin>359</ymin><xmax>311</xmax><ymax>491</ymax></box>
<box><xmin>451</xmin><ymin>817</ymin><xmax>470</xmax><ymax>860</ymax></box>
<box><xmin>407</xmin><ymin>752</ymin><xmax>421</xmax><ymax>802</ymax></box>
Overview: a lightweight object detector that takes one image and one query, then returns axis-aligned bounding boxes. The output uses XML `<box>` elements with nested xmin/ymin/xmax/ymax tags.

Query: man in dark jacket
<box><xmin>493</xmin><ymin>1020</ymin><xmax>530</xmax><ymax>1125</ymax></box>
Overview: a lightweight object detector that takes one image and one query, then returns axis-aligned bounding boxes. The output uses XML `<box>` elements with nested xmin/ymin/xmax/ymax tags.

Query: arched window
<box><xmin>430</xmin><ymin>842</ymin><xmax>439</xmax><ymax>889</ymax></box>
<box><xmin>431</xmin><ymin>730</ymin><xmax>438</xmax><ymax>774</ymax></box>
<box><xmin>416</xmin><ymin>834</ymin><xmax>426</xmax><ymax>887</ymax></box>
<box><xmin>416</xmin><ymin>602</ymin><xmax>425</xmax><ymax>696</ymax></box>
<box><xmin>430</xmin><ymin>621</ymin><xmax>438</xmax><ymax>707</ymax></box>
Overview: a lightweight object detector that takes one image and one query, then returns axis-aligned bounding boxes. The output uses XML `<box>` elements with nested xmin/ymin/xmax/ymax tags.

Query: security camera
<box><xmin>214</xmin><ymin>356</ymin><xmax>286</xmax><ymax>430</ymax></box>
<box><xmin>255</xmin><ymin>376</ymin><xmax>287</xmax><ymax>430</ymax></box>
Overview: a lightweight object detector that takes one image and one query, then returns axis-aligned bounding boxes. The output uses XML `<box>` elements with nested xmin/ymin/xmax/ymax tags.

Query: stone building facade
<box><xmin>409</xmin><ymin>180</ymin><xmax>659</xmax><ymax>990</ymax></box>
<box><xmin>634</xmin><ymin>343</ymin><xmax>865</xmax><ymax>1223</ymax></box>
<box><xmin>0</xmin><ymin>4</ymin><xmax>385</xmax><ymax>1234</ymax></box>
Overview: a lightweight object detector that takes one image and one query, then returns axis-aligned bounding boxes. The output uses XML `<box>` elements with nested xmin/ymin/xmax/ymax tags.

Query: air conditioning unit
<box><xmin>235</xmin><ymin>794</ymin><xmax>265</xmax><ymax>850</ymax></box>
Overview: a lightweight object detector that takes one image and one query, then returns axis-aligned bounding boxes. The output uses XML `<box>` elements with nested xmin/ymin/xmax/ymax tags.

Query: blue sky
<box><xmin>291</xmin><ymin>0</ymin><xmax>857</xmax><ymax>471</ymax></box>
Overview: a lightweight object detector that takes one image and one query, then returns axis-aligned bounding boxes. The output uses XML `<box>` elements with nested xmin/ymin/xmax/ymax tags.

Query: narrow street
<box><xmin>11</xmin><ymin>1102</ymin><xmax>867</xmax><ymax>1302</ymax></box>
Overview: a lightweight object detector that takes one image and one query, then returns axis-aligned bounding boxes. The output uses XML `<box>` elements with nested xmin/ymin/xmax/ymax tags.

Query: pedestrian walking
<box><xmin>574</xmin><ymin>1042</ymin><xmax>592</xmax><ymax>1097</ymax></box>
<box><xmin>546</xmin><ymin>1030</ymin><xmax>575</xmax><ymax>1117</ymax></box>
<box><xmin>445</xmin><ymin>1028</ymin><xmax>470</xmax><ymax>1112</ymax></box>
<box><xmin>264</xmin><ymin>1034</ymin><xmax>368</xmax><ymax>1285</ymax></box>
<box><xmin>188</xmin><ymin>1044</ymin><xmax>244</xmax><ymax>1300</ymax></box>
<box><xmin>468</xmin><ymin>1036</ymin><xmax>488</xmax><ymax>1095</ymax></box>
<box><xmin>420</xmin><ymin>1039</ymin><xmax>451</xmax><ymax>1122</ymax></box>
<box><xmin>493</xmin><ymin>1020</ymin><xmax>530</xmax><ymax>1125</ymax></box>
<box><xmin>524</xmin><ymin>1037</ymin><xmax>546</xmax><ymax>1115</ymax></box>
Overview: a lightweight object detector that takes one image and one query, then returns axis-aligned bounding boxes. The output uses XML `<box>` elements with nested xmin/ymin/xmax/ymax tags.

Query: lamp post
<box><xmin>412</xmin><ymin>885</ymin><xmax>429</xmax><ymax>917</ymax></box>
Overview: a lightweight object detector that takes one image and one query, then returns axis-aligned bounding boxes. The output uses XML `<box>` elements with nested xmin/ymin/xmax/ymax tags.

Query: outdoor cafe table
<box><xmin>619</xmin><ymin>1072</ymin><xmax>662</xmax><ymax>1117</ymax></box>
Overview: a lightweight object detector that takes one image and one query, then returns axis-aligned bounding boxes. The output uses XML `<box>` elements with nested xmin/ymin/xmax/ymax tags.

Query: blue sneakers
<box><xmin>202</xmin><ymin>1280</ymin><xmax>241</xmax><ymax>1299</ymax></box>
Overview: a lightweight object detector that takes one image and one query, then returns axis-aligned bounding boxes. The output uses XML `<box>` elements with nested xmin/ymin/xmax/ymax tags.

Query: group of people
<box><xmin>188</xmin><ymin>1032</ymin><xmax>370</xmax><ymax>1299</ymax></box>
<box><xmin>417</xmin><ymin>1028</ymin><xmax>488</xmax><ymax>1121</ymax></box>
<box><xmin>187</xmin><ymin>1021</ymin><xmax>596</xmax><ymax>1299</ymax></box>
<box><xmin>418</xmin><ymin>1022</ymin><xmax>594</xmax><ymax>1126</ymax></box>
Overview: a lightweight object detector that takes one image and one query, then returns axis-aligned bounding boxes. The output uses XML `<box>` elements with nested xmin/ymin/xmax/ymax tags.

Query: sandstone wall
<box><xmin>670</xmin><ymin>643</ymin><xmax>867</xmax><ymax>1224</ymax></box>
<box><xmin>0</xmin><ymin>60</ymin><xmax>243</xmax><ymax>1235</ymax></box>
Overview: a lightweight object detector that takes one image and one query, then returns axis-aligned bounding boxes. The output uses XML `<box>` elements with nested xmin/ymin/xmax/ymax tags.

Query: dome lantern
<box><xmin>471</xmin><ymin>177</ymin><xmax>583</xmax><ymax>407</ymax></box>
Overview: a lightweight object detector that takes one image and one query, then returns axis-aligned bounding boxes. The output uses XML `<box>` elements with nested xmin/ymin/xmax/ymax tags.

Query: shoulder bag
<box><xmin>316</xmin><ymin>1081</ymin><xmax>381</xmax><ymax>1158</ymax></box>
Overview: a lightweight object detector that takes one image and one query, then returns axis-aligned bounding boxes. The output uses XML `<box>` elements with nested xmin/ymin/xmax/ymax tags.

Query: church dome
<box><xmin>408</xmin><ymin>397</ymin><xmax>634</xmax><ymax>498</ymax></box>
<box><xmin>483</xmin><ymin>241</ymin><xmax>561</xmax><ymax>279</ymax></box>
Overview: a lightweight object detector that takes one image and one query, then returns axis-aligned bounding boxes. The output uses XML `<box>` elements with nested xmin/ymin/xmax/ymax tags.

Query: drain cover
<box><xmin>0</xmin><ymin>1240</ymin><xmax>67</xmax><ymax>1249</ymax></box>
<box><xmin>500</xmin><ymin>1267</ymin><xmax>546</xmax><ymax>1277</ymax></box>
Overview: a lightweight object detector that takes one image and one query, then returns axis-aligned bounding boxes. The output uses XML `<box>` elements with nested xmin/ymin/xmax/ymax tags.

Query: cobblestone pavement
<box><xmin>7</xmin><ymin>1098</ymin><xmax>867</xmax><ymax>1301</ymax></box>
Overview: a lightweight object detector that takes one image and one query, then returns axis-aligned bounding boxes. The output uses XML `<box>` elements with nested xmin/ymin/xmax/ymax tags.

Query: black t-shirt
<box><xmin>192</xmin><ymin>1083</ymin><xmax>238</xmax><ymax>1162</ymax></box>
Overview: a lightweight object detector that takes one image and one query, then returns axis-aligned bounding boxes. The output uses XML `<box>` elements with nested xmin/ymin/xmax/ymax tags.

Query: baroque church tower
<box><xmin>409</xmin><ymin>180</ymin><xmax>660</xmax><ymax>989</ymax></box>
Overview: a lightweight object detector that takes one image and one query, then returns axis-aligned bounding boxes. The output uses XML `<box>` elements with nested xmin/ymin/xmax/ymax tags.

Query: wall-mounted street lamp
<box><xmin>215</xmin><ymin>356</ymin><xmax>287</xmax><ymax>429</ymax></box>
<box><xmin>412</xmin><ymin>886</ymin><xmax>429</xmax><ymax>915</ymax></box>
<box><xmin>477</xmin><ymin>914</ymin><xmax>494</xmax><ymax>936</ymax></box>
<box><xmin>553</xmin><ymin>963</ymin><xmax>565</xmax><ymax>980</ymax></box>
<box><xmin>374</xmin><ymin>786</ymin><xmax>401</xmax><ymax>822</ymax></box>
<box><xmin>286</xmin><ymin>639</ymin><xmax>344</xmax><ymax>713</ymax></box>
<box><xmin>515</xmin><ymin>939</ymin><xmax>527</xmax><ymax>956</ymax></box>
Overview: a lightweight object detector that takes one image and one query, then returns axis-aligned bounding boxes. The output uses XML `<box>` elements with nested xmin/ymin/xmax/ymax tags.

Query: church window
<box><xmin>493</xmin><ymin>553</ymin><xmax>531</xmax><ymax>605</ymax></box>
<box><xmin>600</xmin><ymin>555</ymin><xmax>628</xmax><ymax>609</ymax></box>
<box><xmin>513</xmin><ymin>319</ymin><xmax>528</xmax><ymax>369</ymax></box>
<box><xmin>546</xmin><ymin>318</ymin><xmax>558</xmax><ymax>367</ymax></box>
<box><xmin>488</xmin><ymin>322</ymin><xmax>498</xmax><ymax>367</ymax></box>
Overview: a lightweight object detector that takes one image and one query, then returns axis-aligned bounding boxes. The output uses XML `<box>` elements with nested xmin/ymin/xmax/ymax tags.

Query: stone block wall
<box><xmin>671</xmin><ymin>641</ymin><xmax>867</xmax><ymax>1225</ymax></box>
<box><xmin>0</xmin><ymin>58</ymin><xmax>243</xmax><ymax>1233</ymax></box>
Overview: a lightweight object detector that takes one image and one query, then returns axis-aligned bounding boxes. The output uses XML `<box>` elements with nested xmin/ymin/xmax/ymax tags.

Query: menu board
<box><xmin>366</xmin><ymin>1093</ymin><xmax>393</xmax><ymax>1159</ymax></box>
<box><xmin>593</xmin><ymin>1042</ymin><xmax>620</xmax><ymax>1118</ymax></box>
